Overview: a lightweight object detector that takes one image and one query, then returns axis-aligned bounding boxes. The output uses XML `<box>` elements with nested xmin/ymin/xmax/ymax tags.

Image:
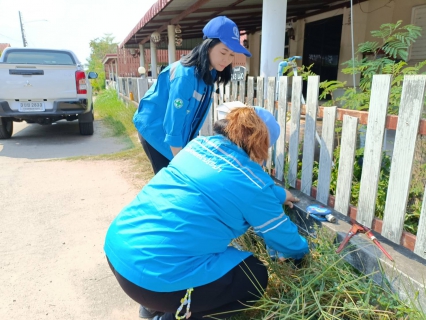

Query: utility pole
<box><xmin>19</xmin><ymin>11</ymin><xmax>28</xmax><ymax>47</ymax></box>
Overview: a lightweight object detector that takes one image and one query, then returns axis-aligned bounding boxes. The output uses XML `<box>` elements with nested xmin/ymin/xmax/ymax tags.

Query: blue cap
<box><xmin>254</xmin><ymin>106</ymin><xmax>280</xmax><ymax>146</ymax></box>
<box><xmin>203</xmin><ymin>16</ymin><xmax>252</xmax><ymax>57</ymax></box>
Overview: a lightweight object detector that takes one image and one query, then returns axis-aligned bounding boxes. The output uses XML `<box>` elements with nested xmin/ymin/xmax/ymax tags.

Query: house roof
<box><xmin>121</xmin><ymin>0</ymin><xmax>368</xmax><ymax>48</ymax></box>
<box><xmin>102</xmin><ymin>54</ymin><xmax>118</xmax><ymax>65</ymax></box>
<box><xmin>0</xmin><ymin>43</ymin><xmax>11</xmax><ymax>51</ymax></box>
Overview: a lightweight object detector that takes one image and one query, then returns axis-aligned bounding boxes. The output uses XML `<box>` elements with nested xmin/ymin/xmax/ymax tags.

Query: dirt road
<box><xmin>0</xmin><ymin>121</ymin><xmax>144</xmax><ymax>320</ymax></box>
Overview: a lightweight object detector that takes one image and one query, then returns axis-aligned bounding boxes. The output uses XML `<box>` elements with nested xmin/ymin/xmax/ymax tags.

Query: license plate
<box><xmin>19</xmin><ymin>102</ymin><xmax>45</xmax><ymax>112</ymax></box>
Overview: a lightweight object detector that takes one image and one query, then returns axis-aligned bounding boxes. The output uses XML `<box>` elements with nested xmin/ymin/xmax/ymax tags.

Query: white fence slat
<box><xmin>288</xmin><ymin>76</ymin><xmax>303</xmax><ymax>188</ymax></box>
<box><xmin>414</xmin><ymin>186</ymin><xmax>426</xmax><ymax>259</ymax></box>
<box><xmin>231</xmin><ymin>81</ymin><xmax>238</xmax><ymax>101</ymax></box>
<box><xmin>301</xmin><ymin>76</ymin><xmax>320</xmax><ymax>195</ymax></box>
<box><xmin>219</xmin><ymin>83</ymin><xmax>224</xmax><ymax>105</ymax></box>
<box><xmin>357</xmin><ymin>75</ymin><xmax>392</xmax><ymax>227</ymax></box>
<box><xmin>239</xmin><ymin>79</ymin><xmax>246</xmax><ymax>103</ymax></box>
<box><xmin>316</xmin><ymin>106</ymin><xmax>337</xmax><ymax>205</ymax></box>
<box><xmin>382</xmin><ymin>75</ymin><xmax>426</xmax><ymax>244</ymax></box>
<box><xmin>265</xmin><ymin>77</ymin><xmax>276</xmax><ymax>173</ymax></box>
<box><xmin>247</xmin><ymin>77</ymin><xmax>254</xmax><ymax>106</ymax></box>
<box><xmin>275</xmin><ymin>76</ymin><xmax>288</xmax><ymax>182</ymax></box>
<box><xmin>225</xmin><ymin>83</ymin><xmax>231</xmax><ymax>102</ymax></box>
<box><xmin>334</xmin><ymin>115</ymin><xmax>359</xmax><ymax>215</ymax></box>
<box><xmin>257</xmin><ymin>77</ymin><xmax>264</xmax><ymax>107</ymax></box>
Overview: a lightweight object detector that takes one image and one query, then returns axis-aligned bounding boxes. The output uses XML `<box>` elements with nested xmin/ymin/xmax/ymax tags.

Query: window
<box><xmin>4</xmin><ymin>50</ymin><xmax>75</xmax><ymax>65</ymax></box>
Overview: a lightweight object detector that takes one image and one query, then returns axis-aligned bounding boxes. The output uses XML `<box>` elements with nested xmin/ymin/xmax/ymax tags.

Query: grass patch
<box><xmin>90</xmin><ymin>89</ymin><xmax>154</xmax><ymax>186</ymax></box>
<box><xmin>227</xmin><ymin>228</ymin><xmax>426</xmax><ymax>320</ymax></box>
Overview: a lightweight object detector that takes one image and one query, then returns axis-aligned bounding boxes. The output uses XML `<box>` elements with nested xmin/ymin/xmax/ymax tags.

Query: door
<box><xmin>302</xmin><ymin>15</ymin><xmax>343</xmax><ymax>98</ymax></box>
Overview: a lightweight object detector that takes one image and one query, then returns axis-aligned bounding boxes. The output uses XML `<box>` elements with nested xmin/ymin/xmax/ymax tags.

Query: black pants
<box><xmin>107</xmin><ymin>255</ymin><xmax>268</xmax><ymax>320</ymax></box>
<box><xmin>138</xmin><ymin>133</ymin><xmax>170</xmax><ymax>174</ymax></box>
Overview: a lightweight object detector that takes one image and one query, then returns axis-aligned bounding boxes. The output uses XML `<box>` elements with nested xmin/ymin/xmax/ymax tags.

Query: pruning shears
<box><xmin>336</xmin><ymin>219</ymin><xmax>394</xmax><ymax>262</ymax></box>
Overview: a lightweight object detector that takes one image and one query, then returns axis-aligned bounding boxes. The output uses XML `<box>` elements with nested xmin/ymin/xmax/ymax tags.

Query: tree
<box><xmin>86</xmin><ymin>34</ymin><xmax>118</xmax><ymax>92</ymax></box>
<box><xmin>319</xmin><ymin>21</ymin><xmax>425</xmax><ymax>114</ymax></box>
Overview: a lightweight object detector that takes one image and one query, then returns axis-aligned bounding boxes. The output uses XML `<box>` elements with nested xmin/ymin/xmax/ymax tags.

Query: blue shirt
<box><xmin>133</xmin><ymin>61</ymin><xmax>216</xmax><ymax>160</ymax></box>
<box><xmin>104</xmin><ymin>135</ymin><xmax>309</xmax><ymax>292</ymax></box>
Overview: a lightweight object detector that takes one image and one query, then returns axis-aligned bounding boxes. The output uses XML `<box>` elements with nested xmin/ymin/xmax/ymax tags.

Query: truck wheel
<box><xmin>79</xmin><ymin>120</ymin><xmax>94</xmax><ymax>135</ymax></box>
<box><xmin>0</xmin><ymin>117</ymin><xmax>13</xmax><ymax>139</ymax></box>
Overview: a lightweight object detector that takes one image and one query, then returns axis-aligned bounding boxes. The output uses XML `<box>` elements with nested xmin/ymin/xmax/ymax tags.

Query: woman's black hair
<box><xmin>181</xmin><ymin>38</ymin><xmax>232</xmax><ymax>86</ymax></box>
<box><xmin>213</xmin><ymin>119</ymin><xmax>229</xmax><ymax>136</ymax></box>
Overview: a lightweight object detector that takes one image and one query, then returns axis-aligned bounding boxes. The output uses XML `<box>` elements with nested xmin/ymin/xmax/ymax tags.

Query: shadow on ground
<box><xmin>0</xmin><ymin>120</ymin><xmax>132</xmax><ymax>160</ymax></box>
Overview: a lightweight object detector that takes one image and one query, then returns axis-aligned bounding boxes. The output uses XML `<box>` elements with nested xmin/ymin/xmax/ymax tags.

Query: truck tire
<box><xmin>0</xmin><ymin>117</ymin><xmax>13</xmax><ymax>139</ymax></box>
<box><xmin>79</xmin><ymin>120</ymin><xmax>94</xmax><ymax>135</ymax></box>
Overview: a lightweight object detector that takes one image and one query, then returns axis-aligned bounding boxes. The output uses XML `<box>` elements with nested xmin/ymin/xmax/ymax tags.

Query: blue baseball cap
<box><xmin>203</xmin><ymin>16</ymin><xmax>252</xmax><ymax>57</ymax></box>
<box><xmin>254</xmin><ymin>106</ymin><xmax>280</xmax><ymax>146</ymax></box>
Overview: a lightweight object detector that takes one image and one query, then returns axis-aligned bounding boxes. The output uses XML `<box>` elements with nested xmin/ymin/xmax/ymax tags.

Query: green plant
<box><xmin>320</xmin><ymin>21</ymin><xmax>426</xmax><ymax>114</ymax></box>
<box><xmin>229</xmin><ymin>227</ymin><xmax>426</xmax><ymax>319</ymax></box>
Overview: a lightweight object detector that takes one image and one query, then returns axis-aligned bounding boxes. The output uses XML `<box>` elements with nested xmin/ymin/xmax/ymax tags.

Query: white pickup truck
<box><xmin>0</xmin><ymin>47</ymin><xmax>98</xmax><ymax>139</ymax></box>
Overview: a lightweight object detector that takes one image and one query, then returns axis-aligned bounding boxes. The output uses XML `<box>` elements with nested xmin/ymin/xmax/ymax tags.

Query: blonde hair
<box><xmin>224</xmin><ymin>107</ymin><xmax>269</xmax><ymax>163</ymax></box>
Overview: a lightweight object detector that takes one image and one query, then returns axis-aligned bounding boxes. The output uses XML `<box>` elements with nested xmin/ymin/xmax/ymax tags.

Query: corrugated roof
<box><xmin>121</xmin><ymin>0</ymin><xmax>367</xmax><ymax>48</ymax></box>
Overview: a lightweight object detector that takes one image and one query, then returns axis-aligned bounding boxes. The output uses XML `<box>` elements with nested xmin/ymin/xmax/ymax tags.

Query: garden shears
<box><xmin>336</xmin><ymin>219</ymin><xmax>394</xmax><ymax>262</ymax></box>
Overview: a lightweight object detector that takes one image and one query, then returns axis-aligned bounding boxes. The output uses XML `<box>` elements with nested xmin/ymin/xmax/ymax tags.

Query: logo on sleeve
<box><xmin>173</xmin><ymin>98</ymin><xmax>183</xmax><ymax>109</ymax></box>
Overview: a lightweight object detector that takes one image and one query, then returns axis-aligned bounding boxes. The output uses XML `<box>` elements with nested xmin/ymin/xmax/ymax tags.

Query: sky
<box><xmin>0</xmin><ymin>0</ymin><xmax>158</xmax><ymax>63</ymax></box>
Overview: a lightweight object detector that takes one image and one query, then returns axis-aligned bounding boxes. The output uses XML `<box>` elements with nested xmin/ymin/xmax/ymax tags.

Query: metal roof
<box><xmin>121</xmin><ymin>0</ymin><xmax>367</xmax><ymax>48</ymax></box>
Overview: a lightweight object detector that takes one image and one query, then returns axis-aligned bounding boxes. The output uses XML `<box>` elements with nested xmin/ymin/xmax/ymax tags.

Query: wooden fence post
<box><xmin>414</xmin><ymin>187</ymin><xmax>426</xmax><ymax>259</ymax></box>
<box><xmin>334</xmin><ymin>115</ymin><xmax>359</xmax><ymax>215</ymax></box>
<box><xmin>265</xmin><ymin>77</ymin><xmax>276</xmax><ymax>173</ymax></box>
<box><xmin>247</xmin><ymin>77</ymin><xmax>254</xmax><ymax>106</ymax></box>
<box><xmin>287</xmin><ymin>76</ymin><xmax>302</xmax><ymax>188</ymax></box>
<box><xmin>275</xmin><ymin>76</ymin><xmax>288</xmax><ymax>182</ymax></box>
<box><xmin>316</xmin><ymin>106</ymin><xmax>337</xmax><ymax>205</ymax></box>
<box><xmin>301</xmin><ymin>76</ymin><xmax>320</xmax><ymax>195</ymax></box>
<box><xmin>357</xmin><ymin>74</ymin><xmax>392</xmax><ymax>227</ymax></box>
<box><xmin>257</xmin><ymin>77</ymin><xmax>264</xmax><ymax>107</ymax></box>
<box><xmin>382</xmin><ymin>75</ymin><xmax>426</xmax><ymax>244</ymax></box>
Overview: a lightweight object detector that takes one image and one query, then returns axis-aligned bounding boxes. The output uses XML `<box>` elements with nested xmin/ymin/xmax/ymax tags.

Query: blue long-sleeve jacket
<box><xmin>133</xmin><ymin>61</ymin><xmax>216</xmax><ymax>160</ymax></box>
<box><xmin>104</xmin><ymin>135</ymin><xmax>309</xmax><ymax>292</ymax></box>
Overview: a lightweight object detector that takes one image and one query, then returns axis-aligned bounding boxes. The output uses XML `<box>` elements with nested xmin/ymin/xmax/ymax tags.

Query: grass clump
<box><xmin>229</xmin><ymin>228</ymin><xmax>425</xmax><ymax>320</ymax></box>
<box><xmin>92</xmin><ymin>88</ymin><xmax>154</xmax><ymax>186</ymax></box>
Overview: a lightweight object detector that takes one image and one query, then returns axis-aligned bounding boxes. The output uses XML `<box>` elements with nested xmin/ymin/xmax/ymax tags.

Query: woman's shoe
<box><xmin>139</xmin><ymin>305</ymin><xmax>165</xmax><ymax>319</ymax></box>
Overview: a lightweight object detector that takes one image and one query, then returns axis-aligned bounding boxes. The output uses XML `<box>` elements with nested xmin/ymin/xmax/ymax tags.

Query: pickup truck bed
<box><xmin>0</xmin><ymin>48</ymin><xmax>98</xmax><ymax>139</ymax></box>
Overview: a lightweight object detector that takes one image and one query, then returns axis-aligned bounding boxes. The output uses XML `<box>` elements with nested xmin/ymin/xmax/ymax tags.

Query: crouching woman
<box><xmin>104</xmin><ymin>106</ymin><xmax>309</xmax><ymax>320</ymax></box>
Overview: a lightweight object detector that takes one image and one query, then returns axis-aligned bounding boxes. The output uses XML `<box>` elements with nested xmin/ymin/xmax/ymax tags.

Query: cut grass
<box><xmin>227</xmin><ymin>228</ymin><xmax>426</xmax><ymax>320</ymax></box>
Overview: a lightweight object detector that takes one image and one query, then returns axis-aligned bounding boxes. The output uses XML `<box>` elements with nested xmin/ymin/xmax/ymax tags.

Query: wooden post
<box><xmin>247</xmin><ymin>77</ymin><xmax>254</xmax><ymax>106</ymax></box>
<box><xmin>414</xmin><ymin>186</ymin><xmax>426</xmax><ymax>259</ymax></box>
<box><xmin>316</xmin><ymin>106</ymin><xmax>337</xmax><ymax>205</ymax></box>
<box><xmin>357</xmin><ymin>75</ymin><xmax>392</xmax><ymax>227</ymax></box>
<box><xmin>275</xmin><ymin>76</ymin><xmax>288</xmax><ymax>182</ymax></box>
<box><xmin>288</xmin><ymin>76</ymin><xmax>302</xmax><ymax>188</ymax></box>
<box><xmin>382</xmin><ymin>75</ymin><xmax>426</xmax><ymax>244</ymax></box>
<box><xmin>301</xmin><ymin>76</ymin><xmax>320</xmax><ymax>195</ymax></box>
<box><xmin>265</xmin><ymin>77</ymin><xmax>276</xmax><ymax>173</ymax></box>
<box><xmin>257</xmin><ymin>77</ymin><xmax>264</xmax><ymax>107</ymax></box>
<box><xmin>334</xmin><ymin>115</ymin><xmax>358</xmax><ymax>215</ymax></box>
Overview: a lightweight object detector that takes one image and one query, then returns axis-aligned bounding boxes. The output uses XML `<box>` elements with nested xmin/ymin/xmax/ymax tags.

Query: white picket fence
<box><xmin>201</xmin><ymin>74</ymin><xmax>426</xmax><ymax>259</ymax></box>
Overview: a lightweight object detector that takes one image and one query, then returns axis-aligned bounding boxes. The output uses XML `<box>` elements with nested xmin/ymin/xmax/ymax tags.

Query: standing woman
<box><xmin>134</xmin><ymin>16</ymin><xmax>251</xmax><ymax>174</ymax></box>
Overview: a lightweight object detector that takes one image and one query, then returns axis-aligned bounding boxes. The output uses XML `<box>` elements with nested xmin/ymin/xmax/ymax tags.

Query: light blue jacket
<box><xmin>133</xmin><ymin>61</ymin><xmax>216</xmax><ymax>160</ymax></box>
<box><xmin>104</xmin><ymin>135</ymin><xmax>309</xmax><ymax>292</ymax></box>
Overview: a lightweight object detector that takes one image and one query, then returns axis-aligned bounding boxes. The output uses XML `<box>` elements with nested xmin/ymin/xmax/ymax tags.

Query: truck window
<box><xmin>3</xmin><ymin>50</ymin><xmax>75</xmax><ymax>65</ymax></box>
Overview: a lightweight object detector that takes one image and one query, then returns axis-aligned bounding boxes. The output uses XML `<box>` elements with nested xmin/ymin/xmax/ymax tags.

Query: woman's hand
<box><xmin>284</xmin><ymin>190</ymin><xmax>300</xmax><ymax>208</ymax></box>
